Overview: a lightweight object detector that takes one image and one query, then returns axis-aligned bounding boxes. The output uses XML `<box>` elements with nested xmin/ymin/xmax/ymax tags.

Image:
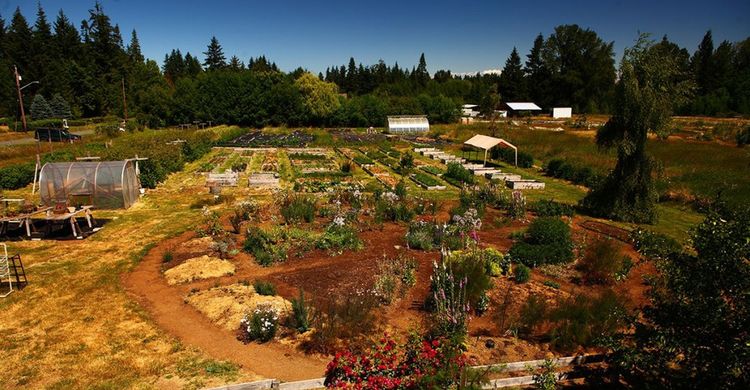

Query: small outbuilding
<box><xmin>387</xmin><ymin>115</ymin><xmax>430</xmax><ymax>134</ymax></box>
<box><xmin>39</xmin><ymin>160</ymin><xmax>141</xmax><ymax>209</ymax></box>
<box><xmin>463</xmin><ymin>134</ymin><xmax>519</xmax><ymax>166</ymax></box>
<box><xmin>552</xmin><ymin>107</ymin><xmax>572</xmax><ymax>118</ymax></box>
<box><xmin>505</xmin><ymin>102</ymin><xmax>542</xmax><ymax>116</ymax></box>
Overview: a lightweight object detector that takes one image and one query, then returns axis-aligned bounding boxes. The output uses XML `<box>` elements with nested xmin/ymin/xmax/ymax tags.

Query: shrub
<box><xmin>324</xmin><ymin>333</ymin><xmax>469</xmax><ymax>389</ymax></box>
<box><xmin>229</xmin><ymin>200</ymin><xmax>259</xmax><ymax>233</ymax></box>
<box><xmin>508</xmin><ymin>190</ymin><xmax>527</xmax><ymax>220</ymax></box>
<box><xmin>630</xmin><ymin>228</ymin><xmax>683</xmax><ymax>260</ymax></box>
<box><xmin>0</xmin><ymin>163</ymin><xmax>36</xmax><ymax>190</ymax></box>
<box><xmin>514</xmin><ymin>263</ymin><xmax>531</xmax><ymax>283</ymax></box>
<box><xmin>532</xmin><ymin>199</ymin><xmax>575</xmax><ymax>217</ymax></box>
<box><xmin>548</xmin><ymin>290</ymin><xmax>626</xmax><ymax>352</ymax></box>
<box><xmin>519</xmin><ymin>294</ymin><xmax>548</xmax><ymax>335</ymax></box>
<box><xmin>545</xmin><ymin>158</ymin><xmax>604</xmax><ymax>188</ymax></box>
<box><xmin>290</xmin><ymin>289</ymin><xmax>310</xmax><ymax>333</ymax></box>
<box><xmin>239</xmin><ymin>304</ymin><xmax>279</xmax><ymax>343</ymax></box>
<box><xmin>405</xmin><ymin>222</ymin><xmax>436</xmax><ymax>250</ymax></box>
<box><xmin>578</xmin><ymin>237</ymin><xmax>627</xmax><ymax>285</ymax></box>
<box><xmin>373</xmin><ymin>254</ymin><xmax>417</xmax><ymax>304</ymax></box>
<box><xmin>243</xmin><ymin>227</ymin><xmax>287</xmax><ymax>266</ymax></box>
<box><xmin>280</xmin><ymin>195</ymin><xmax>316</xmax><ymax>223</ymax></box>
<box><xmin>543</xmin><ymin>280</ymin><xmax>561</xmax><ymax>289</ymax></box>
<box><xmin>374</xmin><ymin>192</ymin><xmax>414</xmax><ymax>223</ymax></box>
<box><xmin>316</xmin><ymin>223</ymin><xmax>363</xmax><ymax>253</ymax></box>
<box><xmin>429</xmin><ymin>259</ymin><xmax>470</xmax><ymax>340</ymax></box>
<box><xmin>162</xmin><ymin>249</ymin><xmax>173</xmax><ymax>263</ymax></box>
<box><xmin>736</xmin><ymin>126</ymin><xmax>750</xmax><ymax>146</ymax></box>
<box><xmin>510</xmin><ymin>217</ymin><xmax>574</xmax><ymax>267</ymax></box>
<box><xmin>400</xmin><ymin>152</ymin><xmax>414</xmax><ymax>170</ymax></box>
<box><xmin>491</xmin><ymin>147</ymin><xmax>534</xmax><ymax>168</ymax></box>
<box><xmin>304</xmin><ymin>291</ymin><xmax>379</xmax><ymax>354</ymax></box>
<box><xmin>253</xmin><ymin>280</ymin><xmax>276</xmax><ymax>296</ymax></box>
<box><xmin>444</xmin><ymin>162</ymin><xmax>475</xmax><ymax>185</ymax></box>
<box><xmin>196</xmin><ymin>207</ymin><xmax>224</xmax><ymax>237</ymax></box>
<box><xmin>532</xmin><ymin>358</ymin><xmax>558</xmax><ymax>390</ymax></box>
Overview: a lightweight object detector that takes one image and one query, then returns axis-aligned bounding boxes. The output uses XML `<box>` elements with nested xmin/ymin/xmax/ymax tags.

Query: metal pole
<box><xmin>14</xmin><ymin>66</ymin><xmax>27</xmax><ymax>131</ymax></box>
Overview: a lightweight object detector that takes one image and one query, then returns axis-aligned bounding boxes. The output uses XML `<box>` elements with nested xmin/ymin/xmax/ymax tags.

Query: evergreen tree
<box><xmin>30</xmin><ymin>94</ymin><xmax>53</xmax><ymax>120</ymax></box>
<box><xmin>582</xmin><ymin>35</ymin><xmax>692</xmax><ymax>223</ymax></box>
<box><xmin>5</xmin><ymin>7</ymin><xmax>33</xmax><ymax>72</ymax></box>
<box><xmin>53</xmin><ymin>10</ymin><xmax>81</xmax><ymax>58</ymax></box>
<box><xmin>525</xmin><ymin>34</ymin><xmax>551</xmax><ymax>107</ymax></box>
<box><xmin>49</xmin><ymin>93</ymin><xmax>72</xmax><ymax>118</ymax></box>
<box><xmin>203</xmin><ymin>36</ymin><xmax>226</xmax><ymax>70</ymax></box>
<box><xmin>184</xmin><ymin>52</ymin><xmax>203</xmax><ymax>76</ymax></box>
<box><xmin>692</xmin><ymin>30</ymin><xmax>715</xmax><ymax>95</ymax></box>
<box><xmin>542</xmin><ymin>24</ymin><xmax>615</xmax><ymax>112</ymax></box>
<box><xmin>228</xmin><ymin>55</ymin><xmax>244</xmax><ymax>71</ymax></box>
<box><xmin>413</xmin><ymin>53</ymin><xmax>430</xmax><ymax>87</ymax></box>
<box><xmin>127</xmin><ymin>29</ymin><xmax>144</xmax><ymax>63</ymax></box>
<box><xmin>499</xmin><ymin>47</ymin><xmax>527</xmax><ymax>102</ymax></box>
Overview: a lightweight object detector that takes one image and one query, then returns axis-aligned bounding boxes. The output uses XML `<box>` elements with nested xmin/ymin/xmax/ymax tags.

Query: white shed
<box><xmin>552</xmin><ymin>107</ymin><xmax>572</xmax><ymax>118</ymax></box>
<box><xmin>387</xmin><ymin>116</ymin><xmax>429</xmax><ymax>134</ymax></box>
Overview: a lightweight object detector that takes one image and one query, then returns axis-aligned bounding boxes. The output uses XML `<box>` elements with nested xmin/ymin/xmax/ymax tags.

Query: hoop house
<box><xmin>39</xmin><ymin>161</ymin><xmax>141</xmax><ymax>209</ymax></box>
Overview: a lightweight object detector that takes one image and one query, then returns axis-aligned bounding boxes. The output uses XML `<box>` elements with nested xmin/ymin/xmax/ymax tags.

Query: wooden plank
<box><xmin>278</xmin><ymin>377</ymin><xmax>326</xmax><ymax>390</ymax></box>
<box><xmin>206</xmin><ymin>379</ymin><xmax>277</xmax><ymax>390</ymax></box>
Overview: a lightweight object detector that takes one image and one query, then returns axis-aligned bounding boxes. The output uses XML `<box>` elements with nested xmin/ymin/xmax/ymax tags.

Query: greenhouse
<box><xmin>39</xmin><ymin>160</ymin><xmax>141</xmax><ymax>209</ymax></box>
<box><xmin>387</xmin><ymin>115</ymin><xmax>430</xmax><ymax>133</ymax></box>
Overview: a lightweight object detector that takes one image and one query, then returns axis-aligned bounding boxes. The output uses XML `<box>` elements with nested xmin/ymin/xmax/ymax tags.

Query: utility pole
<box><xmin>121</xmin><ymin>77</ymin><xmax>128</xmax><ymax>121</ymax></box>
<box><xmin>14</xmin><ymin>65</ymin><xmax>27</xmax><ymax>131</ymax></box>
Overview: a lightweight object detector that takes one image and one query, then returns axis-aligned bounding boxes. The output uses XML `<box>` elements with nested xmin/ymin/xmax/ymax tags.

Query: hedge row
<box><xmin>544</xmin><ymin>159</ymin><xmax>604</xmax><ymax>188</ymax></box>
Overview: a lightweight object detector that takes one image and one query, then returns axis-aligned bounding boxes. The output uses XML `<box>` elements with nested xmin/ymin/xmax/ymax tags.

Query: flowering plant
<box><xmin>324</xmin><ymin>333</ymin><xmax>470</xmax><ymax>389</ymax></box>
<box><xmin>239</xmin><ymin>304</ymin><xmax>279</xmax><ymax>343</ymax></box>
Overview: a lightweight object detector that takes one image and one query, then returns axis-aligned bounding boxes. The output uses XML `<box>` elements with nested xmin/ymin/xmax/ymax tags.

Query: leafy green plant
<box><xmin>514</xmin><ymin>263</ymin><xmax>531</xmax><ymax>283</ymax></box>
<box><xmin>290</xmin><ymin>289</ymin><xmax>311</xmax><ymax>333</ymax></box>
<box><xmin>509</xmin><ymin>217</ymin><xmax>574</xmax><ymax>267</ymax></box>
<box><xmin>532</xmin><ymin>199</ymin><xmax>575</xmax><ymax>217</ymax></box>
<box><xmin>279</xmin><ymin>195</ymin><xmax>317</xmax><ymax>224</ymax></box>
<box><xmin>548</xmin><ymin>290</ymin><xmax>626</xmax><ymax>352</ymax></box>
<box><xmin>519</xmin><ymin>294</ymin><xmax>548</xmax><ymax>336</ymax></box>
<box><xmin>239</xmin><ymin>304</ymin><xmax>279</xmax><ymax>343</ymax></box>
<box><xmin>253</xmin><ymin>280</ymin><xmax>276</xmax><ymax>296</ymax></box>
<box><xmin>444</xmin><ymin>162</ymin><xmax>475</xmax><ymax>185</ymax></box>
<box><xmin>577</xmin><ymin>237</ymin><xmax>628</xmax><ymax>285</ymax></box>
<box><xmin>630</xmin><ymin>228</ymin><xmax>683</xmax><ymax>260</ymax></box>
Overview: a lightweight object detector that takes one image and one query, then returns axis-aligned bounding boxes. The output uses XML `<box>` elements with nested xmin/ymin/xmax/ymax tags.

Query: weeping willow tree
<box><xmin>581</xmin><ymin>35</ymin><xmax>692</xmax><ymax>223</ymax></box>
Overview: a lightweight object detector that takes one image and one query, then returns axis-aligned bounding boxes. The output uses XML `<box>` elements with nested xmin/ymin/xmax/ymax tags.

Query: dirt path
<box><xmin>122</xmin><ymin>237</ymin><xmax>328</xmax><ymax>382</ymax></box>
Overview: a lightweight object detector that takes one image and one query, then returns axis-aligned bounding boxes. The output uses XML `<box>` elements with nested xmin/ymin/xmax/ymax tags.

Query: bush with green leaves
<box><xmin>374</xmin><ymin>191</ymin><xmax>414</xmax><ymax>223</ymax></box>
<box><xmin>514</xmin><ymin>263</ymin><xmax>531</xmax><ymax>283</ymax></box>
<box><xmin>243</xmin><ymin>226</ymin><xmax>287</xmax><ymax>266</ymax></box>
<box><xmin>548</xmin><ymin>290</ymin><xmax>626</xmax><ymax>352</ymax></box>
<box><xmin>630</xmin><ymin>228</ymin><xmax>683</xmax><ymax>260</ymax></box>
<box><xmin>532</xmin><ymin>199</ymin><xmax>575</xmax><ymax>217</ymax></box>
<box><xmin>279</xmin><ymin>195</ymin><xmax>317</xmax><ymax>224</ymax></box>
<box><xmin>229</xmin><ymin>200</ymin><xmax>259</xmax><ymax>233</ymax></box>
<box><xmin>519</xmin><ymin>294</ymin><xmax>548</xmax><ymax>335</ymax></box>
<box><xmin>253</xmin><ymin>280</ymin><xmax>276</xmax><ymax>296</ymax></box>
<box><xmin>577</xmin><ymin>237</ymin><xmax>629</xmax><ymax>285</ymax></box>
<box><xmin>239</xmin><ymin>304</ymin><xmax>279</xmax><ymax>343</ymax></box>
<box><xmin>509</xmin><ymin>217</ymin><xmax>574</xmax><ymax>267</ymax></box>
<box><xmin>290</xmin><ymin>289</ymin><xmax>311</xmax><ymax>333</ymax></box>
<box><xmin>315</xmin><ymin>220</ymin><xmax>363</xmax><ymax>254</ymax></box>
<box><xmin>373</xmin><ymin>254</ymin><xmax>417</xmax><ymax>305</ymax></box>
<box><xmin>545</xmin><ymin>158</ymin><xmax>604</xmax><ymax>188</ymax></box>
<box><xmin>443</xmin><ymin>162</ymin><xmax>475</xmax><ymax>185</ymax></box>
<box><xmin>442</xmin><ymin>249</ymin><xmax>493</xmax><ymax>310</ymax></box>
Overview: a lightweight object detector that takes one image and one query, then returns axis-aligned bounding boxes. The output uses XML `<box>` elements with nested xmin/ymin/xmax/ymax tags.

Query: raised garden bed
<box><xmin>410</xmin><ymin>172</ymin><xmax>446</xmax><ymax>190</ymax></box>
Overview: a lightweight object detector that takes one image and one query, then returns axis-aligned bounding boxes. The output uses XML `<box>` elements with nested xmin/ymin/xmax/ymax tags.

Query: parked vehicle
<box><xmin>34</xmin><ymin>127</ymin><xmax>81</xmax><ymax>143</ymax></box>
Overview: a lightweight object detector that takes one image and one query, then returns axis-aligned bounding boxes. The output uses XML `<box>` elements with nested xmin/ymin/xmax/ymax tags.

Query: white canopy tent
<box><xmin>463</xmin><ymin>134</ymin><xmax>518</xmax><ymax>166</ymax></box>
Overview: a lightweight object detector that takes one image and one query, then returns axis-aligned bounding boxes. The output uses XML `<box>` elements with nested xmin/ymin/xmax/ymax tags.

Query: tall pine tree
<box><xmin>203</xmin><ymin>36</ymin><xmax>226</xmax><ymax>70</ymax></box>
<box><xmin>499</xmin><ymin>47</ymin><xmax>527</xmax><ymax>102</ymax></box>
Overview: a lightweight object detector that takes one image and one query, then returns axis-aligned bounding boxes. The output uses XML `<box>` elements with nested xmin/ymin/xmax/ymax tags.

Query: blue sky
<box><xmin>6</xmin><ymin>0</ymin><xmax>750</xmax><ymax>74</ymax></box>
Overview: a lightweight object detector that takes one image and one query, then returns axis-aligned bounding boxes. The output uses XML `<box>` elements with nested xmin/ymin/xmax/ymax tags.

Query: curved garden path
<box><xmin>122</xmin><ymin>231</ymin><xmax>327</xmax><ymax>383</ymax></box>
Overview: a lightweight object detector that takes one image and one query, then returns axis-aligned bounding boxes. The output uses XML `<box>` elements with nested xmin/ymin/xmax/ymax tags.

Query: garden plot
<box><xmin>185</xmin><ymin>283</ymin><xmax>291</xmax><ymax>332</ymax></box>
<box><xmin>248</xmin><ymin>150</ymin><xmax>281</xmax><ymax>188</ymax></box>
<box><xmin>164</xmin><ymin>255</ymin><xmax>235</xmax><ymax>285</ymax></box>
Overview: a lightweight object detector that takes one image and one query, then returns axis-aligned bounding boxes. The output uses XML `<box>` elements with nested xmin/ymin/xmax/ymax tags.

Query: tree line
<box><xmin>0</xmin><ymin>2</ymin><xmax>748</xmax><ymax>130</ymax></box>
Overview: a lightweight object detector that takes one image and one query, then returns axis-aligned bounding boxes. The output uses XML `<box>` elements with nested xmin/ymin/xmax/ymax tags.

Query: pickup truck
<box><xmin>34</xmin><ymin>127</ymin><xmax>81</xmax><ymax>143</ymax></box>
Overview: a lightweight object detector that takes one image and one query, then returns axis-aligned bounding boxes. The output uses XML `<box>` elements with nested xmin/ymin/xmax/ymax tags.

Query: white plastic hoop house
<box><xmin>39</xmin><ymin>160</ymin><xmax>141</xmax><ymax>209</ymax></box>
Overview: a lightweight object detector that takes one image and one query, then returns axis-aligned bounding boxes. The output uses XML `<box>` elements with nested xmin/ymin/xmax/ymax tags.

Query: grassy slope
<box><xmin>433</xmin><ymin>122</ymin><xmax>750</xmax><ymax>206</ymax></box>
<box><xmin>0</xmin><ymin>150</ymin><xmax>258</xmax><ymax>389</ymax></box>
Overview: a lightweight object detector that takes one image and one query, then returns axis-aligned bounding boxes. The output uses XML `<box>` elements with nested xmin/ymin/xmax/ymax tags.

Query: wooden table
<box><xmin>42</xmin><ymin>206</ymin><xmax>94</xmax><ymax>238</ymax></box>
<box><xmin>0</xmin><ymin>207</ymin><xmax>52</xmax><ymax>237</ymax></box>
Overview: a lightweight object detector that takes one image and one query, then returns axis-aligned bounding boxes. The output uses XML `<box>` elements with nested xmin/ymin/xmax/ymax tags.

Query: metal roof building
<box><xmin>506</xmin><ymin>102</ymin><xmax>542</xmax><ymax>111</ymax></box>
<box><xmin>387</xmin><ymin>115</ymin><xmax>429</xmax><ymax>133</ymax></box>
